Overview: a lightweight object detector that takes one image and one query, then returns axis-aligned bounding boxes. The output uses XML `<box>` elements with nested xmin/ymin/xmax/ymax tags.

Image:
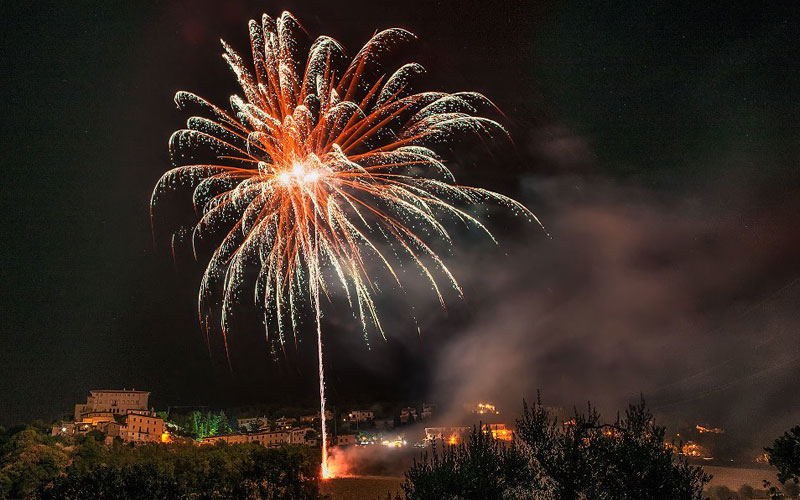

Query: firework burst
<box><xmin>151</xmin><ymin>11</ymin><xmax>538</xmax><ymax>478</ymax></box>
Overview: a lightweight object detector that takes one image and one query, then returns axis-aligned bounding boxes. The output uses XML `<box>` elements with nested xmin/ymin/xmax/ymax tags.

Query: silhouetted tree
<box><xmin>397</xmin><ymin>396</ymin><xmax>709</xmax><ymax>500</ymax></box>
<box><xmin>37</xmin><ymin>443</ymin><xmax>321</xmax><ymax>500</ymax></box>
<box><xmin>764</xmin><ymin>425</ymin><xmax>800</xmax><ymax>500</ymax></box>
<box><xmin>768</xmin><ymin>426</ymin><xmax>800</xmax><ymax>485</ymax></box>
<box><xmin>517</xmin><ymin>396</ymin><xmax>710</xmax><ymax>500</ymax></box>
<box><xmin>400</xmin><ymin>424</ymin><xmax>544</xmax><ymax>500</ymax></box>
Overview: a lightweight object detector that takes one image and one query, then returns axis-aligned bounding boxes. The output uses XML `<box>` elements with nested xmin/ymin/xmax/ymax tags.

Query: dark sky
<box><xmin>1</xmin><ymin>0</ymin><xmax>799</xmax><ymax>451</ymax></box>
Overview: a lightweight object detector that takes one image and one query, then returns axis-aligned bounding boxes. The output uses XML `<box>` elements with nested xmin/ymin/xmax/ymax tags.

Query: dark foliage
<box><xmin>767</xmin><ymin>426</ymin><xmax>800</xmax><ymax>485</ymax></box>
<box><xmin>0</xmin><ymin>425</ymin><xmax>321</xmax><ymax>500</ymax></box>
<box><xmin>397</xmin><ymin>396</ymin><xmax>710</xmax><ymax>500</ymax></box>
<box><xmin>517</xmin><ymin>396</ymin><xmax>710</xmax><ymax>500</ymax></box>
<box><xmin>399</xmin><ymin>424</ymin><xmax>540</xmax><ymax>500</ymax></box>
<box><xmin>763</xmin><ymin>425</ymin><xmax>800</xmax><ymax>500</ymax></box>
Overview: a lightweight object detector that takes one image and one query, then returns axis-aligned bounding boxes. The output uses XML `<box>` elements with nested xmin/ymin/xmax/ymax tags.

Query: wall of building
<box><xmin>122</xmin><ymin>413</ymin><xmax>164</xmax><ymax>443</ymax></box>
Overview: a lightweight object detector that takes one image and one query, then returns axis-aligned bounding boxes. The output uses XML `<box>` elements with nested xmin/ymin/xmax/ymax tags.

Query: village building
<box><xmin>199</xmin><ymin>427</ymin><xmax>316</xmax><ymax>448</ymax></box>
<box><xmin>200</xmin><ymin>433</ymin><xmax>249</xmax><ymax>445</ymax></box>
<box><xmin>291</xmin><ymin>427</ymin><xmax>317</xmax><ymax>445</ymax></box>
<box><xmin>274</xmin><ymin>416</ymin><xmax>297</xmax><ymax>429</ymax></box>
<box><xmin>336</xmin><ymin>434</ymin><xmax>356</xmax><ymax>446</ymax></box>
<box><xmin>484</xmin><ymin>423</ymin><xmax>512</xmax><ymax>441</ymax></box>
<box><xmin>400</xmin><ymin>407</ymin><xmax>417</xmax><ymax>424</ymax></box>
<box><xmin>347</xmin><ymin>410</ymin><xmax>374</xmax><ymax>423</ymax></box>
<box><xmin>425</xmin><ymin>426</ymin><xmax>470</xmax><ymax>445</ymax></box>
<box><xmin>120</xmin><ymin>411</ymin><xmax>166</xmax><ymax>443</ymax></box>
<box><xmin>52</xmin><ymin>389</ymin><xmax>166</xmax><ymax>445</ymax></box>
<box><xmin>74</xmin><ymin>389</ymin><xmax>150</xmax><ymax>420</ymax></box>
<box><xmin>237</xmin><ymin>416</ymin><xmax>270</xmax><ymax>432</ymax></box>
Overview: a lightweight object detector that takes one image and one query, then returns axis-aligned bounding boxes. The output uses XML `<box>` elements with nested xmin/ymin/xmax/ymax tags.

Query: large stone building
<box><xmin>54</xmin><ymin>389</ymin><xmax>165</xmax><ymax>445</ymax></box>
<box><xmin>74</xmin><ymin>389</ymin><xmax>150</xmax><ymax>421</ymax></box>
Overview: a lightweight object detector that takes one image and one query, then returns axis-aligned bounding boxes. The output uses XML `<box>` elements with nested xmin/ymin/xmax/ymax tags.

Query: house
<box><xmin>425</xmin><ymin>426</ymin><xmax>470</xmax><ymax>445</ymax></box>
<box><xmin>336</xmin><ymin>434</ymin><xmax>356</xmax><ymax>446</ymax></box>
<box><xmin>347</xmin><ymin>410</ymin><xmax>374</xmax><ymax>423</ymax></box>
<box><xmin>51</xmin><ymin>421</ymin><xmax>76</xmax><ymax>437</ymax></box>
<box><xmin>119</xmin><ymin>410</ymin><xmax>165</xmax><ymax>444</ymax></box>
<box><xmin>199</xmin><ymin>433</ymin><xmax>249</xmax><ymax>445</ymax></box>
<box><xmin>274</xmin><ymin>416</ymin><xmax>297</xmax><ymax>429</ymax></box>
<box><xmin>400</xmin><ymin>407</ymin><xmax>417</xmax><ymax>424</ymax></box>
<box><xmin>290</xmin><ymin>427</ymin><xmax>317</xmax><ymax>445</ymax></box>
<box><xmin>484</xmin><ymin>423</ymin><xmax>512</xmax><ymax>442</ymax></box>
<box><xmin>421</xmin><ymin>403</ymin><xmax>436</xmax><ymax>420</ymax></box>
<box><xmin>237</xmin><ymin>416</ymin><xmax>270</xmax><ymax>432</ymax></box>
<box><xmin>199</xmin><ymin>427</ymin><xmax>317</xmax><ymax>448</ymax></box>
<box><xmin>248</xmin><ymin>430</ymin><xmax>291</xmax><ymax>447</ymax></box>
<box><xmin>464</xmin><ymin>402</ymin><xmax>499</xmax><ymax>415</ymax></box>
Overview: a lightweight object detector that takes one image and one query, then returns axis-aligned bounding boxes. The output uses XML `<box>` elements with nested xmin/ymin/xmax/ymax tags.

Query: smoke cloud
<box><xmin>422</xmin><ymin>126</ymin><xmax>800</xmax><ymax>456</ymax></box>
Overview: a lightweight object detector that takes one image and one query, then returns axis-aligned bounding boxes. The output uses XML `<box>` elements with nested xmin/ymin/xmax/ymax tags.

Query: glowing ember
<box><xmin>695</xmin><ymin>424</ymin><xmax>724</xmax><ymax>434</ymax></box>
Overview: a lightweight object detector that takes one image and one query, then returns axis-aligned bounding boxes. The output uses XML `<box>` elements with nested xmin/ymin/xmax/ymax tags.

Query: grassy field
<box><xmin>320</xmin><ymin>466</ymin><xmax>776</xmax><ymax>499</ymax></box>
<box><xmin>705</xmin><ymin>466</ymin><xmax>774</xmax><ymax>489</ymax></box>
<box><xmin>321</xmin><ymin>476</ymin><xmax>404</xmax><ymax>500</ymax></box>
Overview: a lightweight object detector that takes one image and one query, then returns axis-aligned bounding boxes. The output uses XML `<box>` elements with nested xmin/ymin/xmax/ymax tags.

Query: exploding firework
<box><xmin>151</xmin><ymin>11</ymin><xmax>538</xmax><ymax>478</ymax></box>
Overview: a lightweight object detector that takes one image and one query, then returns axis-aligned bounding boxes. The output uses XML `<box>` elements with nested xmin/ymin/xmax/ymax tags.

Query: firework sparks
<box><xmin>151</xmin><ymin>11</ymin><xmax>538</xmax><ymax>478</ymax></box>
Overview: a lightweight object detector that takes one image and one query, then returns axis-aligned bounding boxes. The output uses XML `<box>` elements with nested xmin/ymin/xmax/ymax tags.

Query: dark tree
<box><xmin>764</xmin><ymin>425</ymin><xmax>800</xmax><ymax>500</ymax></box>
<box><xmin>0</xmin><ymin>423</ymin><xmax>322</xmax><ymax>500</ymax></box>
<box><xmin>38</xmin><ymin>443</ymin><xmax>322</xmax><ymax>500</ymax></box>
<box><xmin>399</xmin><ymin>424</ymin><xmax>543</xmax><ymax>500</ymax></box>
<box><xmin>517</xmin><ymin>396</ymin><xmax>710</xmax><ymax>500</ymax></box>
<box><xmin>768</xmin><ymin>426</ymin><xmax>800</xmax><ymax>485</ymax></box>
<box><xmin>397</xmin><ymin>396</ymin><xmax>710</xmax><ymax>500</ymax></box>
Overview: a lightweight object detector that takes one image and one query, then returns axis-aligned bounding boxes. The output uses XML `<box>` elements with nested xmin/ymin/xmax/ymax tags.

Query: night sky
<box><xmin>1</xmin><ymin>0</ymin><xmax>799</xmax><ymax>451</ymax></box>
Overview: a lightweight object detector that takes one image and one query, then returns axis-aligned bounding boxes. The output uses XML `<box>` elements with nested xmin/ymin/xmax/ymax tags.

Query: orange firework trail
<box><xmin>151</xmin><ymin>11</ymin><xmax>538</xmax><ymax>478</ymax></box>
